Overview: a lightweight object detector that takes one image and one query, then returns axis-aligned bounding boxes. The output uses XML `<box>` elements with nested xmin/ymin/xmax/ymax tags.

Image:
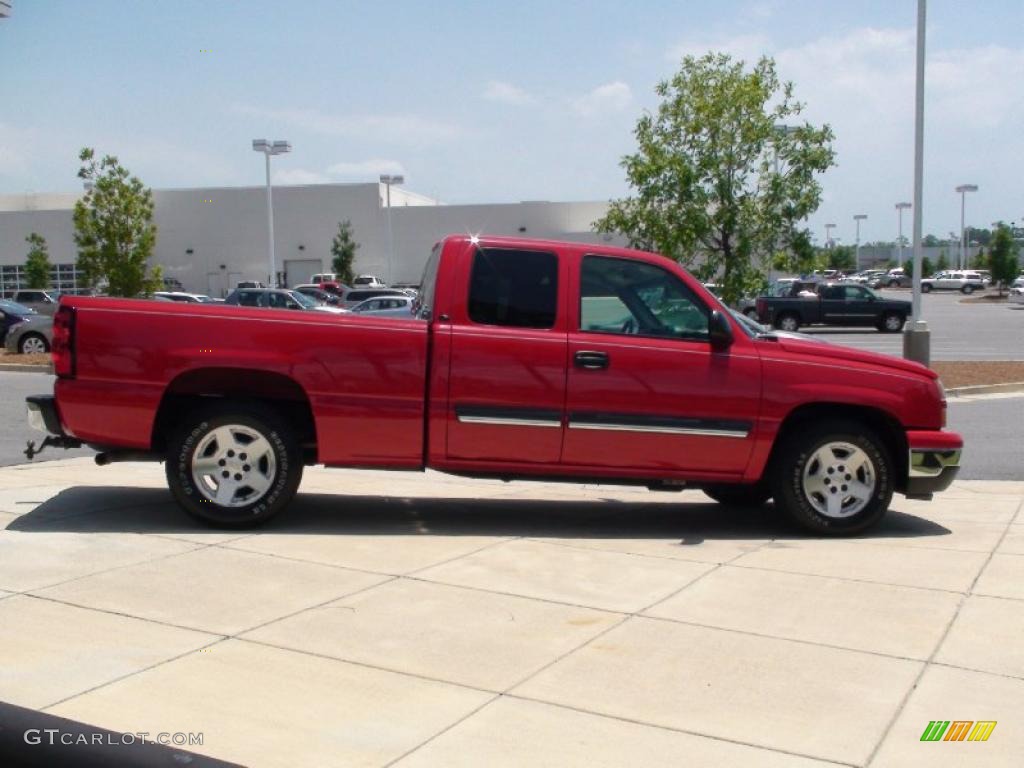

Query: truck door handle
<box><xmin>574</xmin><ymin>351</ymin><xmax>609</xmax><ymax>370</ymax></box>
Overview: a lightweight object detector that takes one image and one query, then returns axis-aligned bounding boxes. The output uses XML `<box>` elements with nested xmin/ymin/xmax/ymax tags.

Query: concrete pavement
<box><xmin>0</xmin><ymin>458</ymin><xmax>1021</xmax><ymax>767</ymax></box>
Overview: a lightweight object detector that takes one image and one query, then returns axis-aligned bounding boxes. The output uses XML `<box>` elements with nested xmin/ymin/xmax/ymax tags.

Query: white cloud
<box><xmin>273</xmin><ymin>168</ymin><xmax>331</xmax><ymax>185</ymax></box>
<box><xmin>482</xmin><ymin>80</ymin><xmax>534</xmax><ymax>106</ymax></box>
<box><xmin>572</xmin><ymin>81</ymin><xmax>633</xmax><ymax>116</ymax></box>
<box><xmin>233</xmin><ymin>104</ymin><xmax>460</xmax><ymax>146</ymax></box>
<box><xmin>326</xmin><ymin>159</ymin><xmax>406</xmax><ymax>178</ymax></box>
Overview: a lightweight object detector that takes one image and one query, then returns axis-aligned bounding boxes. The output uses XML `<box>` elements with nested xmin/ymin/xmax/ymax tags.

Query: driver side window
<box><xmin>579</xmin><ymin>255</ymin><xmax>709</xmax><ymax>341</ymax></box>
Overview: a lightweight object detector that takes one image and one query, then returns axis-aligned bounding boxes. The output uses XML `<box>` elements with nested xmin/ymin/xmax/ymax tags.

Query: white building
<box><xmin>0</xmin><ymin>182</ymin><xmax>618</xmax><ymax>297</ymax></box>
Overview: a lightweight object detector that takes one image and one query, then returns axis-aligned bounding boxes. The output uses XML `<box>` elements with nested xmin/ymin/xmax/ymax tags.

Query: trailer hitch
<box><xmin>24</xmin><ymin>435</ymin><xmax>83</xmax><ymax>460</ymax></box>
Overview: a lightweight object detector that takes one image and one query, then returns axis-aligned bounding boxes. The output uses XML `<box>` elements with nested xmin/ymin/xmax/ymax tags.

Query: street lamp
<box><xmin>904</xmin><ymin>0</ymin><xmax>929</xmax><ymax>365</ymax></box>
<box><xmin>853</xmin><ymin>214</ymin><xmax>867</xmax><ymax>268</ymax></box>
<box><xmin>380</xmin><ymin>174</ymin><xmax>404</xmax><ymax>285</ymax></box>
<box><xmin>895</xmin><ymin>202</ymin><xmax>912</xmax><ymax>267</ymax></box>
<box><xmin>825</xmin><ymin>223</ymin><xmax>837</xmax><ymax>249</ymax></box>
<box><xmin>955</xmin><ymin>183</ymin><xmax>978</xmax><ymax>269</ymax></box>
<box><xmin>252</xmin><ymin>139</ymin><xmax>291</xmax><ymax>287</ymax></box>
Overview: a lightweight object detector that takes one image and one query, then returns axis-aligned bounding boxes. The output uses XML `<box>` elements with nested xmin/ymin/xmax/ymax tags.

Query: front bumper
<box><xmin>904</xmin><ymin>429</ymin><xmax>963</xmax><ymax>498</ymax></box>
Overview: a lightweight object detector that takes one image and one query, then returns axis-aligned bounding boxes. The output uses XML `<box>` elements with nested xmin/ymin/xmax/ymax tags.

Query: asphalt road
<box><xmin>798</xmin><ymin>289</ymin><xmax>1024</xmax><ymax>360</ymax></box>
<box><xmin>1</xmin><ymin>371</ymin><xmax>1019</xmax><ymax>479</ymax></box>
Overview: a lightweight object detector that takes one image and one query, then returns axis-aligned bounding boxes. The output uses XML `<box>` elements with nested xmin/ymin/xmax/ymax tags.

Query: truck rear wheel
<box><xmin>769</xmin><ymin>420</ymin><xmax>893</xmax><ymax>535</ymax></box>
<box><xmin>775</xmin><ymin>313</ymin><xmax>800</xmax><ymax>332</ymax></box>
<box><xmin>703</xmin><ymin>483</ymin><xmax>771</xmax><ymax>507</ymax></box>
<box><xmin>879</xmin><ymin>312</ymin><xmax>904</xmax><ymax>333</ymax></box>
<box><xmin>166</xmin><ymin>403</ymin><xmax>303</xmax><ymax>527</ymax></box>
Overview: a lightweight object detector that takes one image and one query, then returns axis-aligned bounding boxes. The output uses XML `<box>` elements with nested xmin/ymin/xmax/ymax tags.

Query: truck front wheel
<box><xmin>166</xmin><ymin>403</ymin><xmax>303</xmax><ymax>527</ymax></box>
<box><xmin>770</xmin><ymin>420</ymin><xmax>893</xmax><ymax>535</ymax></box>
<box><xmin>775</xmin><ymin>313</ymin><xmax>800</xmax><ymax>332</ymax></box>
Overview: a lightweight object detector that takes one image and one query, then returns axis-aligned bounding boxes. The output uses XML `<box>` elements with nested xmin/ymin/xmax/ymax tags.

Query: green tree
<box><xmin>72</xmin><ymin>148</ymin><xmax>161</xmax><ymax>296</ymax></box>
<box><xmin>936</xmin><ymin>250</ymin><xmax>949</xmax><ymax>272</ymax></box>
<box><xmin>922</xmin><ymin>234</ymin><xmax>940</xmax><ymax>247</ymax></box>
<box><xmin>903</xmin><ymin>257</ymin><xmax>933</xmax><ymax>278</ymax></box>
<box><xmin>330</xmin><ymin>219</ymin><xmax>359</xmax><ymax>285</ymax></box>
<box><xmin>594</xmin><ymin>53</ymin><xmax>835</xmax><ymax>304</ymax></box>
<box><xmin>24</xmin><ymin>232</ymin><xmax>52</xmax><ymax>289</ymax></box>
<box><xmin>826</xmin><ymin>245</ymin><xmax>855</xmax><ymax>272</ymax></box>
<box><xmin>988</xmin><ymin>225</ymin><xmax>1020</xmax><ymax>295</ymax></box>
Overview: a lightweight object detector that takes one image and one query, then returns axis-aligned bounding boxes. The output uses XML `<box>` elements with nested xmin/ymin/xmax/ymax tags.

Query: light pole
<box><xmin>895</xmin><ymin>202</ymin><xmax>911</xmax><ymax>267</ymax></box>
<box><xmin>853</xmin><ymin>214</ymin><xmax>867</xmax><ymax>269</ymax></box>
<box><xmin>379</xmin><ymin>174</ymin><xmax>405</xmax><ymax>285</ymax></box>
<box><xmin>904</xmin><ymin>0</ymin><xmax>929</xmax><ymax>365</ymax></box>
<box><xmin>825</xmin><ymin>223</ymin><xmax>837</xmax><ymax>249</ymax></box>
<box><xmin>252</xmin><ymin>139</ymin><xmax>291</xmax><ymax>287</ymax></box>
<box><xmin>955</xmin><ymin>183</ymin><xmax>978</xmax><ymax>269</ymax></box>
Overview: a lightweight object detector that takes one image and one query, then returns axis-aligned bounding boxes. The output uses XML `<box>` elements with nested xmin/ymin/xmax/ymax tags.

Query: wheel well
<box><xmin>768</xmin><ymin>403</ymin><xmax>908</xmax><ymax>490</ymax></box>
<box><xmin>151</xmin><ymin>368</ymin><xmax>317</xmax><ymax>457</ymax></box>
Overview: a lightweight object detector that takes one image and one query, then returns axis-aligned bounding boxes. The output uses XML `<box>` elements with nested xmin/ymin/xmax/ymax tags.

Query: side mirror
<box><xmin>709</xmin><ymin>310</ymin><xmax>734</xmax><ymax>351</ymax></box>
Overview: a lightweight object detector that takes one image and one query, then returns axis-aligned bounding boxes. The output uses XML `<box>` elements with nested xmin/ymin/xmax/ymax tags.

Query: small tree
<box><xmin>989</xmin><ymin>225</ymin><xmax>1020</xmax><ymax>295</ymax></box>
<box><xmin>827</xmin><ymin>245</ymin><xmax>855</xmax><ymax>272</ymax></box>
<box><xmin>936</xmin><ymin>250</ymin><xmax>949</xmax><ymax>272</ymax></box>
<box><xmin>330</xmin><ymin>220</ymin><xmax>359</xmax><ymax>285</ymax></box>
<box><xmin>73</xmin><ymin>148</ymin><xmax>161</xmax><ymax>296</ymax></box>
<box><xmin>24</xmin><ymin>233</ymin><xmax>52</xmax><ymax>289</ymax></box>
<box><xmin>922</xmin><ymin>256</ymin><xmax>934</xmax><ymax>279</ymax></box>
<box><xmin>594</xmin><ymin>53</ymin><xmax>835</xmax><ymax>304</ymax></box>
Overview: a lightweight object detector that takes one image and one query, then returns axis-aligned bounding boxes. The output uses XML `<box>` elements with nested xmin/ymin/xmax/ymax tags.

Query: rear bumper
<box><xmin>26</xmin><ymin>395</ymin><xmax>65</xmax><ymax>436</ymax></box>
<box><xmin>904</xmin><ymin>430</ymin><xmax>963</xmax><ymax>497</ymax></box>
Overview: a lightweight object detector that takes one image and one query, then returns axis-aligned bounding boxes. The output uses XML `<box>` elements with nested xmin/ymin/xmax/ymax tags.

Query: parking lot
<box><xmin>1</xmin><ymin>458</ymin><xmax>1022</xmax><ymax>766</ymax></box>
<box><xmin>802</xmin><ymin>290</ymin><xmax>1024</xmax><ymax>360</ymax></box>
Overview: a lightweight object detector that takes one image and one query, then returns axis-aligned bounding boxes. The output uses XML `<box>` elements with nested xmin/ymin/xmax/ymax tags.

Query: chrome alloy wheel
<box><xmin>20</xmin><ymin>335</ymin><xmax>48</xmax><ymax>354</ymax></box>
<box><xmin>884</xmin><ymin>314</ymin><xmax>903</xmax><ymax>331</ymax></box>
<box><xmin>801</xmin><ymin>441</ymin><xmax>877</xmax><ymax>518</ymax></box>
<box><xmin>190</xmin><ymin>424</ymin><xmax>277</xmax><ymax>507</ymax></box>
<box><xmin>779</xmin><ymin>316</ymin><xmax>799</xmax><ymax>332</ymax></box>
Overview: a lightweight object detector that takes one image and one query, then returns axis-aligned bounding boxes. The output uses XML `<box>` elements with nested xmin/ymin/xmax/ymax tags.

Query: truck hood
<box><xmin>768</xmin><ymin>335</ymin><xmax>937</xmax><ymax>379</ymax></box>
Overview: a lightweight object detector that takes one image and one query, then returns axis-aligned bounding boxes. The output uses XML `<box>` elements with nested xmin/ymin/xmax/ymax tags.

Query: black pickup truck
<box><xmin>756</xmin><ymin>282</ymin><xmax>911</xmax><ymax>333</ymax></box>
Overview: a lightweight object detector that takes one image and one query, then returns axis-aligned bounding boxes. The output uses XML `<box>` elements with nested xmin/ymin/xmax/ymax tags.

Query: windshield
<box><xmin>288</xmin><ymin>290</ymin><xmax>318</xmax><ymax>309</ymax></box>
<box><xmin>728</xmin><ymin>308</ymin><xmax>761</xmax><ymax>338</ymax></box>
<box><xmin>0</xmin><ymin>300</ymin><xmax>35</xmax><ymax>315</ymax></box>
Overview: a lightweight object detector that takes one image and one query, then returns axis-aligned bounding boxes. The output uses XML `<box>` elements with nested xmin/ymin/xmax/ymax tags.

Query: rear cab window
<box><xmin>467</xmin><ymin>247</ymin><xmax>558</xmax><ymax>329</ymax></box>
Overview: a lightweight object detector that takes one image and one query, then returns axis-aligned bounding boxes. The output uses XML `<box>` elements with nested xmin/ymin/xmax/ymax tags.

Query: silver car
<box><xmin>5</xmin><ymin>313</ymin><xmax>53</xmax><ymax>354</ymax></box>
<box><xmin>348</xmin><ymin>296</ymin><xmax>415</xmax><ymax>317</ymax></box>
<box><xmin>11</xmin><ymin>289</ymin><xmax>60</xmax><ymax>316</ymax></box>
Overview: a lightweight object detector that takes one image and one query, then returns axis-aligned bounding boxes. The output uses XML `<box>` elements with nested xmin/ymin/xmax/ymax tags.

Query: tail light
<box><xmin>52</xmin><ymin>305</ymin><xmax>76</xmax><ymax>377</ymax></box>
<box><xmin>756</xmin><ymin>297</ymin><xmax>767</xmax><ymax>319</ymax></box>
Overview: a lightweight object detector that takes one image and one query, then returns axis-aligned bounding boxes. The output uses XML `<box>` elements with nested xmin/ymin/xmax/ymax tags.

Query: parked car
<box><xmin>339</xmin><ymin>287</ymin><xmax>409</xmax><ymax>309</ymax></box>
<box><xmin>348</xmin><ymin>295</ymin><xmax>415</xmax><ymax>317</ymax></box>
<box><xmin>351</xmin><ymin>274</ymin><xmax>386</xmax><ymax>288</ymax></box>
<box><xmin>0</xmin><ymin>299</ymin><xmax>39</xmax><ymax>344</ymax></box>
<box><xmin>848</xmin><ymin>269</ymin><xmax>887</xmax><ymax>285</ymax></box>
<box><xmin>920</xmin><ymin>271</ymin><xmax>987</xmax><ymax>294</ymax></box>
<box><xmin>1009</xmin><ymin>277</ymin><xmax>1024</xmax><ymax>307</ymax></box>
<box><xmin>5</xmin><ymin>313</ymin><xmax>53</xmax><ymax>354</ymax></box>
<box><xmin>154</xmin><ymin>292</ymin><xmax>218</xmax><ymax>303</ymax></box>
<box><xmin>294</xmin><ymin>285</ymin><xmax>342</xmax><ymax>305</ymax></box>
<box><xmin>235</xmin><ymin>281</ymin><xmax>267</xmax><ymax>290</ymax></box>
<box><xmin>224</xmin><ymin>288</ymin><xmax>345</xmax><ymax>314</ymax></box>
<box><xmin>11</xmin><ymin>289</ymin><xmax>60</xmax><ymax>316</ymax></box>
<box><xmin>756</xmin><ymin>282</ymin><xmax>911</xmax><ymax>332</ymax></box>
<box><xmin>310</xmin><ymin>273</ymin><xmax>337</xmax><ymax>285</ymax></box>
<box><xmin>26</xmin><ymin>234</ymin><xmax>961</xmax><ymax>537</ymax></box>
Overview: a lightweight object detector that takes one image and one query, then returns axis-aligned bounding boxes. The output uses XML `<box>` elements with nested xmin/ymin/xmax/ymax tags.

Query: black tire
<box><xmin>888</xmin><ymin>280</ymin><xmax>899</xmax><ymax>288</ymax></box>
<box><xmin>703</xmin><ymin>483</ymin><xmax>772</xmax><ymax>507</ymax></box>
<box><xmin>921</xmin><ymin>283</ymin><xmax>932</xmax><ymax>293</ymax></box>
<box><xmin>774</xmin><ymin>313</ymin><xmax>801</xmax><ymax>332</ymax></box>
<box><xmin>18</xmin><ymin>332</ymin><xmax>50</xmax><ymax>354</ymax></box>
<box><xmin>769</xmin><ymin>419</ymin><xmax>893</xmax><ymax>535</ymax></box>
<box><xmin>961</xmin><ymin>284</ymin><xmax>974</xmax><ymax>294</ymax></box>
<box><xmin>165</xmin><ymin>402</ymin><xmax>303</xmax><ymax>527</ymax></box>
<box><xmin>879</xmin><ymin>312</ymin><xmax>904</xmax><ymax>333</ymax></box>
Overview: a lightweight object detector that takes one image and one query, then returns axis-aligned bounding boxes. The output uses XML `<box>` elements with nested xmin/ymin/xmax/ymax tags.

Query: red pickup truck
<box><xmin>26</xmin><ymin>235</ymin><xmax>962</xmax><ymax>535</ymax></box>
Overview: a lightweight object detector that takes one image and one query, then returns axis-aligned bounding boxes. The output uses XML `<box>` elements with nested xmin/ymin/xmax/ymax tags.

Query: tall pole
<box><xmin>854</xmin><ymin>214</ymin><xmax>867</xmax><ymax>269</ymax></box>
<box><xmin>265</xmin><ymin>152</ymin><xmax>275</xmax><ymax>288</ymax></box>
<box><xmin>904</xmin><ymin>0</ymin><xmax>929</xmax><ymax>365</ymax></box>
<box><xmin>896</xmin><ymin>202</ymin><xmax>912</xmax><ymax>268</ymax></box>
<box><xmin>960</xmin><ymin>189</ymin><xmax>966</xmax><ymax>269</ymax></box>
<box><xmin>385</xmin><ymin>181</ymin><xmax>394</xmax><ymax>286</ymax></box>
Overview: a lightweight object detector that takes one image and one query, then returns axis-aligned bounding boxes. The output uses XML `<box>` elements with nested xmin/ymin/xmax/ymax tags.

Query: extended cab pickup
<box><xmin>756</xmin><ymin>282</ymin><xmax>911</xmax><ymax>333</ymax></box>
<box><xmin>26</xmin><ymin>236</ymin><xmax>961</xmax><ymax>535</ymax></box>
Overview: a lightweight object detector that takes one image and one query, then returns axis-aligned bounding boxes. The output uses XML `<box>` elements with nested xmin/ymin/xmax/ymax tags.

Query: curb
<box><xmin>0</xmin><ymin>363</ymin><xmax>52</xmax><ymax>374</ymax></box>
<box><xmin>947</xmin><ymin>381</ymin><xmax>1024</xmax><ymax>396</ymax></box>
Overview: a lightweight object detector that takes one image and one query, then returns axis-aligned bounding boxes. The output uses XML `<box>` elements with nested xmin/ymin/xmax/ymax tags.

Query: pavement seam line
<box><xmin>725</xmin><ymin>560</ymin><xmax>979</xmax><ymax>596</ymax></box>
<box><xmin>502</xmin><ymin>693</ymin><xmax>860</xmax><ymax>768</ymax></box>
<box><xmin>863</xmin><ymin>495</ymin><xmax>1024</xmax><ymax>767</ymax></box>
<box><xmin>381</xmin><ymin>694</ymin><xmax>503</xmax><ymax>768</ymax></box>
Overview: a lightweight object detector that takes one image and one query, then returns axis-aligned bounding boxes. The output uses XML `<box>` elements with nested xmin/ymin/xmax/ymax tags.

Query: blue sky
<box><xmin>1</xmin><ymin>0</ymin><xmax>1022</xmax><ymax>244</ymax></box>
